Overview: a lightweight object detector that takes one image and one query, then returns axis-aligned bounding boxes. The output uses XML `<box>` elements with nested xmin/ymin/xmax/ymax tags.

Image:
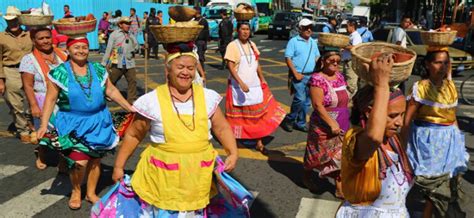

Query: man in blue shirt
<box><xmin>282</xmin><ymin>18</ymin><xmax>320</xmax><ymax>132</ymax></box>
<box><xmin>322</xmin><ymin>17</ymin><xmax>337</xmax><ymax>33</ymax></box>
<box><xmin>356</xmin><ymin>18</ymin><xmax>373</xmax><ymax>43</ymax></box>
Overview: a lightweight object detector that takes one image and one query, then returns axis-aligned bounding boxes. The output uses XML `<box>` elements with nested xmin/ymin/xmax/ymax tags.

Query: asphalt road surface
<box><xmin>1</xmin><ymin>34</ymin><xmax>474</xmax><ymax>217</ymax></box>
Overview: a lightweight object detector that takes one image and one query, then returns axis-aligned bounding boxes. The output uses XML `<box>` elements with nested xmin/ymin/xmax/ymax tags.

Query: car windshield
<box><xmin>205</xmin><ymin>8</ymin><xmax>229</xmax><ymax>19</ymax></box>
<box><xmin>274</xmin><ymin>13</ymin><xmax>296</xmax><ymax>21</ymax></box>
<box><xmin>407</xmin><ymin>31</ymin><xmax>423</xmax><ymax>45</ymax></box>
<box><xmin>256</xmin><ymin>3</ymin><xmax>271</xmax><ymax>16</ymax></box>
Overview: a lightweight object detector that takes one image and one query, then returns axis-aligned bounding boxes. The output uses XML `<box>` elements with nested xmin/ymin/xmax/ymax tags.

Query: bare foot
<box><xmin>85</xmin><ymin>194</ymin><xmax>100</xmax><ymax>204</ymax></box>
<box><xmin>335</xmin><ymin>179</ymin><xmax>344</xmax><ymax>199</ymax></box>
<box><xmin>36</xmin><ymin>158</ymin><xmax>47</xmax><ymax>170</ymax></box>
<box><xmin>68</xmin><ymin>190</ymin><xmax>82</xmax><ymax>210</ymax></box>
<box><xmin>255</xmin><ymin>140</ymin><xmax>268</xmax><ymax>155</ymax></box>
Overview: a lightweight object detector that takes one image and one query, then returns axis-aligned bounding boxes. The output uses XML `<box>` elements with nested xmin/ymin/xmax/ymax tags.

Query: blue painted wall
<box><xmin>0</xmin><ymin>0</ymin><xmax>177</xmax><ymax>49</ymax></box>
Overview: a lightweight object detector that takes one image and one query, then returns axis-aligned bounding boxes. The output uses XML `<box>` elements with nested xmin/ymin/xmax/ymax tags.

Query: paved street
<box><xmin>1</xmin><ymin>34</ymin><xmax>474</xmax><ymax>217</ymax></box>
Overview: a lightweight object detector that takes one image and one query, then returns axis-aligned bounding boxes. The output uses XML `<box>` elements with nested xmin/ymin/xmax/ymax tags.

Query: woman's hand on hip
<box><xmin>112</xmin><ymin>167</ymin><xmax>124</xmax><ymax>183</ymax></box>
<box><xmin>224</xmin><ymin>154</ymin><xmax>238</xmax><ymax>172</ymax></box>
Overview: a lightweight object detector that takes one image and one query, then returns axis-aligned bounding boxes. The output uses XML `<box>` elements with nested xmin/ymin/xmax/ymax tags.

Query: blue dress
<box><xmin>39</xmin><ymin>61</ymin><xmax>118</xmax><ymax>168</ymax></box>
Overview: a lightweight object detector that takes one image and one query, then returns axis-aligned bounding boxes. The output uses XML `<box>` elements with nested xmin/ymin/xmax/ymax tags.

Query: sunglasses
<box><xmin>301</xmin><ymin>26</ymin><xmax>313</xmax><ymax>30</ymax></box>
<box><xmin>326</xmin><ymin>59</ymin><xmax>341</xmax><ymax>64</ymax></box>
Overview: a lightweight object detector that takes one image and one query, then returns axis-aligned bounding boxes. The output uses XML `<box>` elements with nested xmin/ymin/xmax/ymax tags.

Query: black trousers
<box><xmin>196</xmin><ymin>40</ymin><xmax>207</xmax><ymax>68</ymax></box>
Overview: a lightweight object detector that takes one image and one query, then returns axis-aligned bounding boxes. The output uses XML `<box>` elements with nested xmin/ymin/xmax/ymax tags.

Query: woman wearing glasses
<box><xmin>303</xmin><ymin>48</ymin><xmax>349</xmax><ymax>197</ymax></box>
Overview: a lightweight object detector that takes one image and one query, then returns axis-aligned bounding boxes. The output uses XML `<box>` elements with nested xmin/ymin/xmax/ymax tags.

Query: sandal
<box><xmin>85</xmin><ymin>195</ymin><xmax>100</xmax><ymax>205</ymax></box>
<box><xmin>255</xmin><ymin>144</ymin><xmax>268</xmax><ymax>155</ymax></box>
<box><xmin>68</xmin><ymin>198</ymin><xmax>81</xmax><ymax>210</ymax></box>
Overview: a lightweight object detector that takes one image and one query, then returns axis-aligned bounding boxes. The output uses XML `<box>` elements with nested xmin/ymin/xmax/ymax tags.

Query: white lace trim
<box><xmin>408</xmin><ymin>81</ymin><xmax>458</xmax><ymax>109</ymax></box>
<box><xmin>47</xmin><ymin>73</ymin><xmax>68</xmax><ymax>92</ymax></box>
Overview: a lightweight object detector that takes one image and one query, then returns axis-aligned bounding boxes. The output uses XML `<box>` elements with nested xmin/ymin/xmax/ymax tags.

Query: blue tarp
<box><xmin>0</xmin><ymin>0</ymin><xmax>180</xmax><ymax>49</ymax></box>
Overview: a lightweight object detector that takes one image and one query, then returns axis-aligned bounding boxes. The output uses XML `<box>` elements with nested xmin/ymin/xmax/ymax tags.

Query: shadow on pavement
<box><xmin>265</xmin><ymin>149</ymin><xmax>337</xmax><ymax>197</ymax></box>
<box><xmin>249</xmin><ymin>197</ymin><xmax>277</xmax><ymax>218</ymax></box>
<box><xmin>458</xmin><ymin>115</ymin><xmax>474</xmax><ymax>135</ymax></box>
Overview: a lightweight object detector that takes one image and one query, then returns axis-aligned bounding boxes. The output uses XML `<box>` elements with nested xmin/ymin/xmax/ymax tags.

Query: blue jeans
<box><xmin>99</xmin><ymin>43</ymin><xmax>106</xmax><ymax>53</ymax></box>
<box><xmin>286</xmin><ymin>74</ymin><xmax>312</xmax><ymax>128</ymax></box>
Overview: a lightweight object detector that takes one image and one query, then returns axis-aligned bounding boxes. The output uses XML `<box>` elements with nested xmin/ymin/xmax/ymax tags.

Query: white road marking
<box><xmin>259</xmin><ymin>39</ymin><xmax>272</xmax><ymax>42</ymax></box>
<box><xmin>278</xmin><ymin>49</ymin><xmax>285</xmax><ymax>53</ymax></box>
<box><xmin>295</xmin><ymin>198</ymin><xmax>342</xmax><ymax>218</ymax></box>
<box><xmin>0</xmin><ymin>165</ymin><xmax>28</xmax><ymax>180</ymax></box>
<box><xmin>0</xmin><ymin>176</ymin><xmax>71</xmax><ymax>217</ymax></box>
<box><xmin>261</xmin><ymin>48</ymin><xmax>273</xmax><ymax>52</ymax></box>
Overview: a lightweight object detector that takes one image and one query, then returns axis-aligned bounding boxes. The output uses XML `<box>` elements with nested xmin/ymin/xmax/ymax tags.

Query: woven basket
<box><xmin>351</xmin><ymin>42</ymin><xmax>417</xmax><ymax>86</ymax></box>
<box><xmin>235</xmin><ymin>12</ymin><xmax>255</xmax><ymax>21</ymax></box>
<box><xmin>318</xmin><ymin>33</ymin><xmax>350</xmax><ymax>48</ymax></box>
<box><xmin>420</xmin><ymin>31</ymin><xmax>457</xmax><ymax>46</ymax></box>
<box><xmin>150</xmin><ymin>25</ymin><xmax>203</xmax><ymax>43</ymax></box>
<box><xmin>52</xmin><ymin>19</ymin><xmax>97</xmax><ymax>37</ymax></box>
<box><xmin>18</xmin><ymin>14</ymin><xmax>54</xmax><ymax>26</ymax></box>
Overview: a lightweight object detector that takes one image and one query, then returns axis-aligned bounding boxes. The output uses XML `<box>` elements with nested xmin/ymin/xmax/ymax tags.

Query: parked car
<box><xmin>337</xmin><ymin>19</ymin><xmax>348</xmax><ymax>34</ymax></box>
<box><xmin>268</xmin><ymin>11</ymin><xmax>302</xmax><ymax>39</ymax></box>
<box><xmin>372</xmin><ymin>27</ymin><xmax>474</xmax><ymax>74</ymax></box>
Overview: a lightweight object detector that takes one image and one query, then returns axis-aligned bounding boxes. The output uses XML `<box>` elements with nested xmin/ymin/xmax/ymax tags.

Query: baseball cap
<box><xmin>298</xmin><ymin>18</ymin><xmax>313</xmax><ymax>27</ymax></box>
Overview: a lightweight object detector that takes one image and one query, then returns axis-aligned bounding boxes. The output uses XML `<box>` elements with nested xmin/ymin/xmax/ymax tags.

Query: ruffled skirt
<box><xmin>225</xmin><ymin>82</ymin><xmax>286</xmax><ymax>139</ymax></box>
<box><xmin>407</xmin><ymin>121</ymin><xmax>469</xmax><ymax>178</ymax></box>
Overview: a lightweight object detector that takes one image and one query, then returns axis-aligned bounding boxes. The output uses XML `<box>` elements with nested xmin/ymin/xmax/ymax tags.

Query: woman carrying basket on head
<box><xmin>224</xmin><ymin>21</ymin><xmax>285</xmax><ymax>153</ymax></box>
<box><xmin>403</xmin><ymin>46</ymin><xmax>469</xmax><ymax>217</ymax></box>
<box><xmin>37</xmin><ymin>37</ymin><xmax>135</xmax><ymax>210</ymax></box>
<box><xmin>20</xmin><ymin>27</ymin><xmax>68</xmax><ymax>171</ymax></box>
<box><xmin>102</xmin><ymin>42</ymin><xmax>250</xmax><ymax>217</ymax></box>
<box><xmin>336</xmin><ymin>54</ymin><xmax>414</xmax><ymax>217</ymax></box>
<box><xmin>303</xmin><ymin>47</ymin><xmax>350</xmax><ymax>197</ymax></box>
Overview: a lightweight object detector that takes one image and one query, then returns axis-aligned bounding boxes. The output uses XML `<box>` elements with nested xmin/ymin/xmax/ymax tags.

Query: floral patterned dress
<box><xmin>304</xmin><ymin>72</ymin><xmax>350</xmax><ymax>178</ymax></box>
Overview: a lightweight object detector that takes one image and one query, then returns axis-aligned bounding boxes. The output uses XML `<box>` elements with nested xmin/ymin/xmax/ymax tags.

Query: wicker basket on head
<box><xmin>150</xmin><ymin>25</ymin><xmax>203</xmax><ymax>44</ymax></box>
<box><xmin>351</xmin><ymin>42</ymin><xmax>417</xmax><ymax>87</ymax></box>
<box><xmin>318</xmin><ymin>33</ymin><xmax>350</xmax><ymax>48</ymax></box>
<box><xmin>52</xmin><ymin>19</ymin><xmax>97</xmax><ymax>37</ymax></box>
<box><xmin>235</xmin><ymin>12</ymin><xmax>255</xmax><ymax>21</ymax></box>
<box><xmin>420</xmin><ymin>31</ymin><xmax>457</xmax><ymax>46</ymax></box>
<box><xmin>18</xmin><ymin>14</ymin><xmax>54</xmax><ymax>26</ymax></box>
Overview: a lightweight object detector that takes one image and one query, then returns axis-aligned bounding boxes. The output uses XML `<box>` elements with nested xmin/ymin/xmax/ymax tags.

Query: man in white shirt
<box><xmin>342</xmin><ymin>19</ymin><xmax>362</xmax><ymax>96</ymax></box>
<box><xmin>391</xmin><ymin>16</ymin><xmax>412</xmax><ymax>48</ymax></box>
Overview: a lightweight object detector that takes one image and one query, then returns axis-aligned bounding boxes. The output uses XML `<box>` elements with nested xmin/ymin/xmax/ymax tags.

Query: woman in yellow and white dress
<box><xmin>404</xmin><ymin>49</ymin><xmax>469</xmax><ymax>217</ymax></box>
<box><xmin>110</xmin><ymin>43</ymin><xmax>240</xmax><ymax>216</ymax></box>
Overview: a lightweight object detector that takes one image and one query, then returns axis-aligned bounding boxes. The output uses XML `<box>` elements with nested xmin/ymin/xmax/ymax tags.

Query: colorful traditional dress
<box><xmin>407</xmin><ymin>79</ymin><xmax>469</xmax><ymax>177</ymax></box>
<box><xmin>92</xmin><ymin>84</ymin><xmax>253</xmax><ymax>217</ymax></box>
<box><xmin>39</xmin><ymin>61</ymin><xmax>118</xmax><ymax>168</ymax></box>
<box><xmin>19</xmin><ymin>48</ymin><xmax>68</xmax><ymax>128</ymax></box>
<box><xmin>406</xmin><ymin>79</ymin><xmax>469</xmax><ymax>216</ymax></box>
<box><xmin>224</xmin><ymin>39</ymin><xmax>285</xmax><ymax>139</ymax></box>
<box><xmin>337</xmin><ymin>128</ymin><xmax>413</xmax><ymax>217</ymax></box>
<box><xmin>304</xmin><ymin>72</ymin><xmax>350</xmax><ymax>178</ymax></box>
